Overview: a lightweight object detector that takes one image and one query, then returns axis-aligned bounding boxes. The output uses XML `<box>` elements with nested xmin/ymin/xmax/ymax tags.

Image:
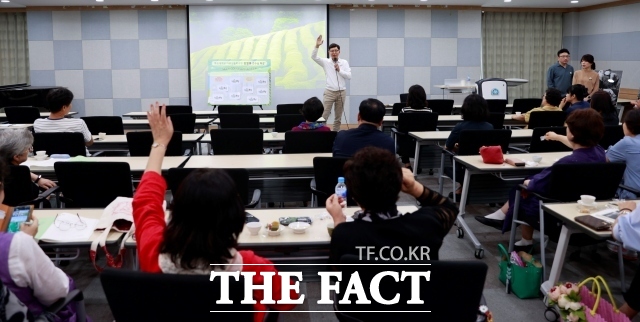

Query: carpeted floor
<box><xmin>61</xmin><ymin>171</ymin><xmax>640</xmax><ymax>322</ymax></box>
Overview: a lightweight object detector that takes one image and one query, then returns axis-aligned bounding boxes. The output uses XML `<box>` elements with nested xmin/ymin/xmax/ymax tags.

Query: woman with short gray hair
<box><xmin>0</xmin><ymin>129</ymin><xmax>56</xmax><ymax>189</ymax></box>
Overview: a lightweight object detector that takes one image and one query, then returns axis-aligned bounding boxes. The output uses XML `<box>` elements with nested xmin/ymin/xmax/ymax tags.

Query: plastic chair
<box><xmin>510</xmin><ymin>127</ymin><xmax>571</xmax><ymax>154</ymax></box>
<box><xmin>164</xmin><ymin>105</ymin><xmax>192</xmax><ymax>115</ymax></box>
<box><xmin>33</xmin><ymin>132</ymin><xmax>87</xmax><ymax>157</ymax></box>
<box><xmin>391</xmin><ymin>112</ymin><xmax>438</xmax><ymax>165</ymax></box>
<box><xmin>126</xmin><ymin>131</ymin><xmax>188</xmax><ymax>157</ymax></box>
<box><xmin>81</xmin><ymin>116</ymin><xmax>125</xmax><ymax>135</ymax></box>
<box><xmin>166</xmin><ymin>168</ymin><xmax>261</xmax><ymax>208</ymax></box>
<box><xmin>309</xmin><ymin>156</ymin><xmax>353</xmax><ymax>207</ymax></box>
<box><xmin>508</xmin><ymin>162</ymin><xmax>626</xmax><ymax>285</ymax></box>
<box><xmin>219</xmin><ymin>113</ymin><xmax>260</xmax><ymax>129</ymax></box>
<box><xmin>54</xmin><ymin>162</ymin><xmax>133</xmax><ymax>208</ymax></box>
<box><xmin>391</xmin><ymin>103</ymin><xmax>404</xmax><ymax>116</ymax></box>
<box><xmin>274</xmin><ymin>114</ymin><xmax>305</xmax><ymax>133</ymax></box>
<box><xmin>210</xmin><ymin>129</ymin><xmax>263</xmax><ymax>155</ymax></box>
<box><xmin>283</xmin><ymin>131</ymin><xmax>337</xmax><ymax>154</ymax></box>
<box><xmin>528</xmin><ymin>111</ymin><xmax>566</xmax><ymax>129</ymax></box>
<box><xmin>168</xmin><ymin>113</ymin><xmax>196</xmax><ymax>134</ymax></box>
<box><xmin>399</xmin><ymin>93</ymin><xmax>408</xmax><ymax>103</ymax></box>
<box><xmin>512</xmin><ymin>98</ymin><xmax>542</xmax><ymax>114</ymax></box>
<box><xmin>333</xmin><ymin>254</ymin><xmax>487</xmax><ymax>322</ymax></box>
<box><xmin>488</xmin><ymin>112</ymin><xmax>505</xmax><ymax>129</ymax></box>
<box><xmin>427</xmin><ymin>99</ymin><xmax>454</xmax><ymax>115</ymax></box>
<box><xmin>487</xmin><ymin>100</ymin><xmax>507</xmax><ymax>114</ymax></box>
<box><xmin>100</xmin><ymin>269</ymin><xmax>255</xmax><ymax>322</ymax></box>
<box><xmin>4</xmin><ymin>107</ymin><xmax>41</xmax><ymax>124</ymax></box>
<box><xmin>599</xmin><ymin>125</ymin><xmax>624</xmax><ymax>149</ymax></box>
<box><xmin>276</xmin><ymin>104</ymin><xmax>303</xmax><ymax>115</ymax></box>
<box><xmin>2</xmin><ymin>165</ymin><xmax>58</xmax><ymax>207</ymax></box>
<box><xmin>218</xmin><ymin>105</ymin><xmax>253</xmax><ymax>114</ymax></box>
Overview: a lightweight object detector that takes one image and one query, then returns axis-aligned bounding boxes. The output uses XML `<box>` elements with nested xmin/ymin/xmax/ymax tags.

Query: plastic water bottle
<box><xmin>335</xmin><ymin>177</ymin><xmax>347</xmax><ymax>207</ymax></box>
<box><xmin>467</xmin><ymin>75</ymin><xmax>471</xmax><ymax>84</ymax></box>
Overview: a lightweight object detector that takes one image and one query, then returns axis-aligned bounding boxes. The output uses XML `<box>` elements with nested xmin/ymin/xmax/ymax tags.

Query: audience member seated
<box><xmin>332</xmin><ymin>98</ymin><xmax>394</xmax><ymax>158</ymax></box>
<box><xmin>572</xmin><ymin>54</ymin><xmax>599</xmax><ymax>99</ymax></box>
<box><xmin>611</xmin><ymin>201</ymin><xmax>640</xmax><ymax>320</ymax></box>
<box><xmin>511</xmin><ymin>88</ymin><xmax>563</xmax><ymax>126</ymax></box>
<box><xmin>132</xmin><ymin>103</ymin><xmax>299</xmax><ymax>321</ymax></box>
<box><xmin>475</xmin><ymin>109</ymin><xmax>605</xmax><ymax>248</ymax></box>
<box><xmin>325</xmin><ymin>147</ymin><xmax>457</xmax><ymax>264</ymax></box>
<box><xmin>291</xmin><ymin>97</ymin><xmax>330</xmax><ymax>132</ymax></box>
<box><xmin>33</xmin><ymin>88</ymin><xmax>93</xmax><ymax>156</ymax></box>
<box><xmin>445</xmin><ymin>94</ymin><xmax>493</xmax><ymax>197</ymax></box>
<box><xmin>398</xmin><ymin>84</ymin><xmax>431</xmax><ymax>168</ymax></box>
<box><xmin>560</xmin><ymin>84</ymin><xmax>590</xmax><ymax>115</ymax></box>
<box><xmin>590</xmin><ymin>90</ymin><xmax>619</xmax><ymax>126</ymax></box>
<box><xmin>0</xmin><ymin>129</ymin><xmax>56</xmax><ymax>193</ymax></box>
<box><xmin>0</xmin><ymin>160</ymin><xmax>85</xmax><ymax>321</ymax></box>
<box><xmin>606</xmin><ymin>109</ymin><xmax>640</xmax><ymax>199</ymax></box>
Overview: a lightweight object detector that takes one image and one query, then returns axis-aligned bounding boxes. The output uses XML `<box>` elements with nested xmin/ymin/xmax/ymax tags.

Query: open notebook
<box><xmin>38</xmin><ymin>213</ymin><xmax>99</xmax><ymax>242</ymax></box>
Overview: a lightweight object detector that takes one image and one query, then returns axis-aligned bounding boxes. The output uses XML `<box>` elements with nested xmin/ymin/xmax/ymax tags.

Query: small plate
<box><xmin>267</xmin><ymin>226</ymin><xmax>283</xmax><ymax>236</ymax></box>
<box><xmin>289</xmin><ymin>222</ymin><xmax>310</xmax><ymax>234</ymax></box>
<box><xmin>577</xmin><ymin>200</ymin><xmax>597</xmax><ymax>208</ymax></box>
<box><xmin>33</xmin><ymin>156</ymin><xmax>49</xmax><ymax>161</ymax></box>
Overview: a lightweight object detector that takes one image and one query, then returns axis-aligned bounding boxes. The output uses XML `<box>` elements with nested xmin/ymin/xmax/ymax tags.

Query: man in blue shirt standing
<box><xmin>546</xmin><ymin>49</ymin><xmax>574</xmax><ymax>95</ymax></box>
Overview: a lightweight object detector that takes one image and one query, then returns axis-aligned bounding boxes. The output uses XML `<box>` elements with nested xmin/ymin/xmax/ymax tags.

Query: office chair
<box><xmin>81</xmin><ymin>116</ymin><xmax>125</xmax><ymax>135</ymax></box>
<box><xmin>54</xmin><ymin>162</ymin><xmax>133</xmax><ymax>208</ymax></box>
<box><xmin>2</xmin><ymin>165</ymin><xmax>58</xmax><ymax>208</ymax></box>
<box><xmin>274</xmin><ymin>114</ymin><xmax>305</xmax><ymax>133</ymax></box>
<box><xmin>276</xmin><ymin>104</ymin><xmax>303</xmax><ymax>115</ymax></box>
<box><xmin>168</xmin><ymin>113</ymin><xmax>196</xmax><ymax>134</ymax></box>
<box><xmin>218</xmin><ymin>105</ymin><xmax>253</xmax><ymax>114</ymax></box>
<box><xmin>164</xmin><ymin>105</ymin><xmax>193</xmax><ymax>115</ymax></box>
<box><xmin>4</xmin><ymin>107</ymin><xmax>41</xmax><ymax>124</ymax></box>
<box><xmin>528</xmin><ymin>111</ymin><xmax>566</xmax><ymax>129</ymax></box>
<box><xmin>210</xmin><ymin>129</ymin><xmax>263</xmax><ymax>155</ymax></box>
<box><xmin>126</xmin><ymin>131</ymin><xmax>188</xmax><ymax>157</ymax></box>
<box><xmin>33</xmin><ymin>132</ymin><xmax>87</xmax><ymax>157</ymax></box>
<box><xmin>426</xmin><ymin>99</ymin><xmax>454</xmax><ymax>115</ymax></box>
<box><xmin>218</xmin><ymin>113</ymin><xmax>260</xmax><ymax>129</ymax></box>
<box><xmin>283</xmin><ymin>131</ymin><xmax>337</xmax><ymax>154</ymax></box>
<box><xmin>512</xmin><ymin>98</ymin><xmax>542</xmax><ymax>114</ymax></box>
<box><xmin>309</xmin><ymin>156</ymin><xmax>354</xmax><ymax>207</ymax></box>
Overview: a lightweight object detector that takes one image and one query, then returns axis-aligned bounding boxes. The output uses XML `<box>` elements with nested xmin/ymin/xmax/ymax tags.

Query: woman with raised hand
<box><xmin>132</xmin><ymin>102</ymin><xmax>299</xmax><ymax>321</ymax></box>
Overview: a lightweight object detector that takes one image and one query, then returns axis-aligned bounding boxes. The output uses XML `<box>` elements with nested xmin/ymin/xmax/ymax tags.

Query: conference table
<box><xmin>382</xmin><ymin>114</ymin><xmax>527</xmax><ymax>128</ymax></box>
<box><xmin>200</xmin><ymin>132</ymin><xmax>285</xmax><ymax>149</ymax></box>
<box><xmin>123</xmin><ymin>110</ymin><xmax>278</xmax><ymax>119</ymax></box>
<box><xmin>33</xmin><ymin>209</ymin><xmax>124</xmax><ymax>247</ymax></box>
<box><xmin>408</xmin><ymin>129</ymin><xmax>534</xmax><ymax>176</ymax></box>
<box><xmin>122</xmin><ymin>119</ymin><xmax>214</xmax><ymax>132</ymax></box>
<box><xmin>450</xmin><ymin>151</ymin><xmax>572</xmax><ymax>258</ymax></box>
<box><xmin>0</xmin><ymin>111</ymin><xmax>77</xmax><ymax>122</ymax></box>
<box><xmin>90</xmin><ymin>133</ymin><xmax>204</xmax><ymax>153</ymax></box>
<box><xmin>124</xmin><ymin>205</ymin><xmax>418</xmax><ymax>268</ymax></box>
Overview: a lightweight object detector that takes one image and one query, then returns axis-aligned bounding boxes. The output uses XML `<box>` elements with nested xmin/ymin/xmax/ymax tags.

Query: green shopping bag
<box><xmin>498</xmin><ymin>244</ymin><xmax>542</xmax><ymax>299</ymax></box>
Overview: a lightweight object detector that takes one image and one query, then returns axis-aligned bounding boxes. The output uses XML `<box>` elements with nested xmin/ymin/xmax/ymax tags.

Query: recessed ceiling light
<box><xmin>571</xmin><ymin>0</ymin><xmax>579</xmax><ymax>3</ymax></box>
<box><xmin>0</xmin><ymin>0</ymin><xmax>10</xmax><ymax>2</ymax></box>
<box><xmin>420</xmin><ymin>0</ymin><xmax>428</xmax><ymax>2</ymax></box>
<box><xmin>504</xmin><ymin>0</ymin><xmax>511</xmax><ymax>2</ymax></box>
<box><xmin>96</xmin><ymin>0</ymin><xmax>104</xmax><ymax>2</ymax></box>
<box><xmin>151</xmin><ymin>0</ymin><xmax>158</xmax><ymax>2</ymax></box>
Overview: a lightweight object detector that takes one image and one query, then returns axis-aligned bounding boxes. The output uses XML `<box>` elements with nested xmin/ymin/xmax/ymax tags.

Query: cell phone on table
<box><xmin>2</xmin><ymin>205</ymin><xmax>34</xmax><ymax>233</ymax></box>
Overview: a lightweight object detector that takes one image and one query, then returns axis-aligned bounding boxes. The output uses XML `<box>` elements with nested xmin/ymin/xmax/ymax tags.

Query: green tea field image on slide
<box><xmin>191</xmin><ymin>20</ymin><xmax>326</xmax><ymax>91</ymax></box>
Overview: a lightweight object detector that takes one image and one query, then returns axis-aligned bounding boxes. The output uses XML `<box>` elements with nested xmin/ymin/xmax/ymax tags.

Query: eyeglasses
<box><xmin>28</xmin><ymin>146</ymin><xmax>33</xmax><ymax>152</ymax></box>
<box><xmin>329</xmin><ymin>49</ymin><xmax>340</xmax><ymax>53</ymax></box>
<box><xmin>54</xmin><ymin>213</ymin><xmax>87</xmax><ymax>231</ymax></box>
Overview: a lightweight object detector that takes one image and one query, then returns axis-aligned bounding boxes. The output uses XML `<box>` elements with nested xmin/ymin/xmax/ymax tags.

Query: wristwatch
<box><xmin>34</xmin><ymin>175</ymin><xmax>42</xmax><ymax>183</ymax></box>
<box><xmin>151</xmin><ymin>143</ymin><xmax>166</xmax><ymax>149</ymax></box>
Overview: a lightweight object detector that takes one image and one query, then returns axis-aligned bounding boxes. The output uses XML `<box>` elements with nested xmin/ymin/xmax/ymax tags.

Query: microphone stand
<box><xmin>333</xmin><ymin>58</ymin><xmax>349</xmax><ymax>130</ymax></box>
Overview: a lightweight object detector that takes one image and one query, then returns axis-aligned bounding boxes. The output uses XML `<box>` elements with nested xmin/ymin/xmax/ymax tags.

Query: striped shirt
<box><xmin>33</xmin><ymin>118</ymin><xmax>92</xmax><ymax>156</ymax></box>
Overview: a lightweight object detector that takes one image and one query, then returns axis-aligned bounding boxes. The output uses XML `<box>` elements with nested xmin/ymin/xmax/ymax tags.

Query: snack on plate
<box><xmin>268</xmin><ymin>221</ymin><xmax>279</xmax><ymax>231</ymax></box>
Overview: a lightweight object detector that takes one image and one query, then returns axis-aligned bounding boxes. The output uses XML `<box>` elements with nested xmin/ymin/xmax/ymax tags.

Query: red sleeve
<box><xmin>319</xmin><ymin>126</ymin><xmax>331</xmax><ymax>132</ymax></box>
<box><xmin>132</xmin><ymin>171</ymin><xmax>167</xmax><ymax>273</ymax></box>
<box><xmin>290</xmin><ymin>126</ymin><xmax>301</xmax><ymax>131</ymax></box>
<box><xmin>240</xmin><ymin>250</ymin><xmax>300</xmax><ymax>314</ymax></box>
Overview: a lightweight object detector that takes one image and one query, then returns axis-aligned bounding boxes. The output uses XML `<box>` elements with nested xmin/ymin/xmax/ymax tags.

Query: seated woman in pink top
<box><xmin>291</xmin><ymin>97</ymin><xmax>331</xmax><ymax>131</ymax></box>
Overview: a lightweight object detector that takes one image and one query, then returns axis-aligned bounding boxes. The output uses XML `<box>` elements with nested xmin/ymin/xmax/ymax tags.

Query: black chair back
<box><xmin>529</xmin><ymin>127</ymin><xmax>572</xmax><ymax>153</ymax></box>
<box><xmin>166</xmin><ymin>168</ymin><xmax>252</xmax><ymax>205</ymax></box>
<box><xmin>276</xmin><ymin>104</ymin><xmax>303</xmax><ymax>115</ymax></box>
<box><xmin>218</xmin><ymin>105</ymin><xmax>253</xmax><ymax>114</ymax></box>
<box><xmin>81</xmin><ymin>116</ymin><xmax>124</xmax><ymax>135</ymax></box>
<box><xmin>168</xmin><ymin>113</ymin><xmax>196</xmax><ymax>134</ymax></box>
<box><xmin>391</xmin><ymin>103</ymin><xmax>404</xmax><ymax>116</ymax></box>
<box><xmin>547</xmin><ymin>163</ymin><xmax>626</xmax><ymax>202</ymax></box>
<box><xmin>210</xmin><ymin>129</ymin><xmax>263</xmax><ymax>155</ymax></box>
<box><xmin>219</xmin><ymin>113</ymin><xmax>259</xmax><ymax>129</ymax></box>
<box><xmin>275</xmin><ymin>114</ymin><xmax>305</xmax><ymax>133</ymax></box>
<box><xmin>399</xmin><ymin>93</ymin><xmax>408</xmax><ymax>103</ymax></box>
<box><xmin>335</xmin><ymin>255</ymin><xmax>487</xmax><ymax>322</ymax></box>
<box><xmin>426</xmin><ymin>99</ymin><xmax>454</xmax><ymax>115</ymax></box>
<box><xmin>312</xmin><ymin>157</ymin><xmax>355</xmax><ymax>206</ymax></box>
<box><xmin>100</xmin><ymin>269</ymin><xmax>253</xmax><ymax>322</ymax></box>
<box><xmin>488</xmin><ymin>112</ymin><xmax>505</xmax><ymax>129</ymax></box>
<box><xmin>599</xmin><ymin>125</ymin><xmax>624</xmax><ymax>149</ymax></box>
<box><xmin>397</xmin><ymin>112</ymin><xmax>438</xmax><ymax>132</ymax></box>
<box><xmin>33</xmin><ymin>132</ymin><xmax>86</xmax><ymax>157</ymax></box>
<box><xmin>512</xmin><ymin>98</ymin><xmax>542</xmax><ymax>114</ymax></box>
<box><xmin>284</xmin><ymin>131</ymin><xmax>337</xmax><ymax>154</ymax></box>
<box><xmin>2</xmin><ymin>165</ymin><xmax>38</xmax><ymax>207</ymax></box>
<box><xmin>164</xmin><ymin>105</ymin><xmax>192</xmax><ymax>115</ymax></box>
<box><xmin>126</xmin><ymin>131</ymin><xmax>183</xmax><ymax>156</ymax></box>
<box><xmin>458</xmin><ymin>129</ymin><xmax>512</xmax><ymax>155</ymax></box>
<box><xmin>528</xmin><ymin>111</ymin><xmax>566</xmax><ymax>129</ymax></box>
<box><xmin>4</xmin><ymin>107</ymin><xmax>41</xmax><ymax>124</ymax></box>
<box><xmin>486</xmin><ymin>100</ymin><xmax>507</xmax><ymax>114</ymax></box>
<box><xmin>54</xmin><ymin>162</ymin><xmax>133</xmax><ymax>208</ymax></box>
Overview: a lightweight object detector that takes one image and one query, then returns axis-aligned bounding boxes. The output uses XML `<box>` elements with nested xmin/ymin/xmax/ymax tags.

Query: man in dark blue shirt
<box><xmin>546</xmin><ymin>48</ymin><xmax>574</xmax><ymax>95</ymax></box>
<box><xmin>332</xmin><ymin>98</ymin><xmax>395</xmax><ymax>158</ymax></box>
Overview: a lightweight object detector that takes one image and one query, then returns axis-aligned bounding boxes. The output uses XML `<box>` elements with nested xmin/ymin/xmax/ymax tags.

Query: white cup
<box><xmin>532</xmin><ymin>155</ymin><xmax>542</xmax><ymax>163</ymax></box>
<box><xmin>580</xmin><ymin>195</ymin><xmax>596</xmax><ymax>205</ymax></box>
<box><xmin>35</xmin><ymin>151</ymin><xmax>46</xmax><ymax>156</ymax></box>
<box><xmin>98</xmin><ymin>132</ymin><xmax>106</xmax><ymax>140</ymax></box>
<box><xmin>246</xmin><ymin>222</ymin><xmax>261</xmax><ymax>236</ymax></box>
<box><xmin>271</xmin><ymin>131</ymin><xmax>278</xmax><ymax>138</ymax></box>
<box><xmin>515</xmin><ymin>112</ymin><xmax>522</xmax><ymax>115</ymax></box>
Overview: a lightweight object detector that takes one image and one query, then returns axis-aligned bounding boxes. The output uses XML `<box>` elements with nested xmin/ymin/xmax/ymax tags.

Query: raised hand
<box><xmin>316</xmin><ymin>35</ymin><xmax>324</xmax><ymax>48</ymax></box>
<box><xmin>147</xmin><ymin>102</ymin><xmax>174</xmax><ymax>147</ymax></box>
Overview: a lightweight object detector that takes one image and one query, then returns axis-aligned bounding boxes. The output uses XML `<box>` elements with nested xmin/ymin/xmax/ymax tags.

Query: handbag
<box><xmin>479</xmin><ymin>146</ymin><xmax>504</xmax><ymax>164</ymax></box>
<box><xmin>89</xmin><ymin>197</ymin><xmax>135</xmax><ymax>272</ymax></box>
<box><xmin>498</xmin><ymin>244</ymin><xmax>542</xmax><ymax>299</ymax></box>
<box><xmin>578</xmin><ymin>276</ymin><xmax>631</xmax><ymax>322</ymax></box>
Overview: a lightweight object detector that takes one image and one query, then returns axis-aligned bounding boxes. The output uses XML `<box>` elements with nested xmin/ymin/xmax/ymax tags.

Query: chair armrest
<box><xmin>183</xmin><ymin>149</ymin><xmax>192</xmax><ymax>157</ymax></box>
<box><xmin>508</xmin><ymin>146</ymin><xmax>528</xmax><ymax>153</ymax></box>
<box><xmin>619</xmin><ymin>184</ymin><xmax>640</xmax><ymax>196</ymax></box>
<box><xmin>90</xmin><ymin>151</ymin><xmax>104</xmax><ymax>157</ymax></box>
<box><xmin>441</xmin><ymin>148</ymin><xmax>456</xmax><ymax>157</ymax></box>
<box><xmin>38</xmin><ymin>185</ymin><xmax>59</xmax><ymax>199</ymax></box>
<box><xmin>517</xmin><ymin>184</ymin><xmax>561</xmax><ymax>203</ymax></box>
<box><xmin>47</xmin><ymin>289</ymin><xmax>83</xmax><ymax>314</ymax></box>
<box><xmin>246</xmin><ymin>189</ymin><xmax>261</xmax><ymax>208</ymax></box>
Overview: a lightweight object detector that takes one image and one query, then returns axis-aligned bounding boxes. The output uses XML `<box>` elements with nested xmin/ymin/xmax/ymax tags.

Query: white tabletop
<box><xmin>542</xmin><ymin>202</ymin><xmax>615</xmax><ymax>239</ymax></box>
<box><xmin>409</xmin><ymin>129</ymin><xmax>533</xmax><ymax>141</ymax></box>
<box><xmin>0</xmin><ymin>124</ymin><xmax>33</xmax><ymax>129</ymax></box>
<box><xmin>185</xmin><ymin>153</ymin><xmax>331</xmax><ymax>169</ymax></box>
<box><xmin>211</xmin><ymin>117</ymin><xmax>326</xmax><ymax>124</ymax></box>
<box><xmin>200</xmin><ymin>132</ymin><xmax>284</xmax><ymax>143</ymax></box>
<box><xmin>122</xmin><ymin>119</ymin><xmax>214</xmax><ymax>126</ymax></box>
<box><xmin>92</xmin><ymin>133</ymin><xmax>204</xmax><ymax>144</ymax></box>
<box><xmin>25</xmin><ymin>156</ymin><xmax>188</xmax><ymax>172</ymax></box>
<box><xmin>123</xmin><ymin>110</ymin><xmax>279</xmax><ymax>118</ymax></box>
<box><xmin>454</xmin><ymin>151</ymin><xmax>572</xmax><ymax>172</ymax></box>
<box><xmin>0</xmin><ymin>112</ymin><xmax>77</xmax><ymax>118</ymax></box>
<box><xmin>34</xmin><ymin>209</ymin><xmax>124</xmax><ymax>245</ymax></box>
<box><xmin>617</xmin><ymin>98</ymin><xmax>633</xmax><ymax>104</ymax></box>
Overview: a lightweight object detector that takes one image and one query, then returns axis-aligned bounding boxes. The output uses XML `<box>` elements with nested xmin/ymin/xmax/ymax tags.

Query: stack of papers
<box><xmin>39</xmin><ymin>213</ymin><xmax>99</xmax><ymax>242</ymax></box>
<box><xmin>590</xmin><ymin>209</ymin><xmax>619</xmax><ymax>224</ymax></box>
